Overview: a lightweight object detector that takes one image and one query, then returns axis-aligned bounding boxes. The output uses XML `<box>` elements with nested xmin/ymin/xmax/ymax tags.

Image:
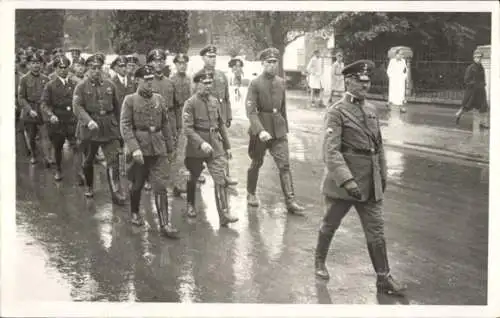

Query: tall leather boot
<box><xmin>129</xmin><ymin>189</ymin><xmax>145</xmax><ymax>226</ymax></box>
<box><xmin>246</xmin><ymin>166</ymin><xmax>260</xmax><ymax>207</ymax></box>
<box><xmin>279</xmin><ymin>170</ymin><xmax>305</xmax><ymax>215</ymax></box>
<box><xmin>106</xmin><ymin>166</ymin><xmax>126</xmax><ymax>205</ymax></box>
<box><xmin>367</xmin><ymin>239</ymin><xmax>406</xmax><ymax>295</ymax></box>
<box><xmin>186</xmin><ymin>179</ymin><xmax>197</xmax><ymax>218</ymax></box>
<box><xmin>315</xmin><ymin>230</ymin><xmax>334</xmax><ymax>280</ymax></box>
<box><xmin>83</xmin><ymin>164</ymin><xmax>94</xmax><ymax>198</ymax></box>
<box><xmin>214</xmin><ymin>184</ymin><xmax>238</xmax><ymax>227</ymax></box>
<box><xmin>154</xmin><ymin>192</ymin><xmax>179</xmax><ymax>239</ymax></box>
<box><xmin>73</xmin><ymin>148</ymin><xmax>85</xmax><ymax>186</ymax></box>
<box><xmin>225</xmin><ymin>162</ymin><xmax>238</xmax><ymax>186</ymax></box>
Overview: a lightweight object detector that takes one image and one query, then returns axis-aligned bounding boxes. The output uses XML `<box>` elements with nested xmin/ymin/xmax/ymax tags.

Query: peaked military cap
<box><xmin>200</xmin><ymin>45</ymin><xmax>217</xmax><ymax>57</ymax></box>
<box><xmin>26</xmin><ymin>46</ymin><xmax>37</xmax><ymax>54</ymax></box>
<box><xmin>27</xmin><ymin>52</ymin><xmax>44</xmax><ymax>63</ymax></box>
<box><xmin>341</xmin><ymin>59</ymin><xmax>375</xmax><ymax>82</ymax></box>
<box><xmin>473</xmin><ymin>51</ymin><xmax>483</xmax><ymax>58</ymax></box>
<box><xmin>134</xmin><ymin>65</ymin><xmax>155</xmax><ymax>80</ymax></box>
<box><xmin>85</xmin><ymin>54</ymin><xmax>105</xmax><ymax>66</ymax></box>
<box><xmin>53</xmin><ymin>55</ymin><xmax>71</xmax><ymax>68</ymax></box>
<box><xmin>111</xmin><ymin>55</ymin><xmax>128</xmax><ymax>69</ymax></box>
<box><xmin>126</xmin><ymin>54</ymin><xmax>140</xmax><ymax>64</ymax></box>
<box><xmin>228</xmin><ymin>58</ymin><xmax>244</xmax><ymax>68</ymax></box>
<box><xmin>68</xmin><ymin>47</ymin><xmax>82</xmax><ymax>54</ymax></box>
<box><xmin>52</xmin><ymin>47</ymin><xmax>64</xmax><ymax>56</ymax></box>
<box><xmin>72</xmin><ymin>57</ymin><xmax>86</xmax><ymax>66</ymax></box>
<box><xmin>17</xmin><ymin>48</ymin><xmax>25</xmax><ymax>55</ymax></box>
<box><xmin>147</xmin><ymin>48</ymin><xmax>166</xmax><ymax>63</ymax></box>
<box><xmin>258</xmin><ymin>47</ymin><xmax>280</xmax><ymax>61</ymax></box>
<box><xmin>193</xmin><ymin>69</ymin><xmax>214</xmax><ymax>83</ymax></box>
<box><xmin>173</xmin><ymin>53</ymin><xmax>189</xmax><ymax>63</ymax></box>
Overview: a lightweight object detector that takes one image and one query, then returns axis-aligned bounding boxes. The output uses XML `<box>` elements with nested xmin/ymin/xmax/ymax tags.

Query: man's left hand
<box><xmin>226</xmin><ymin>120</ymin><xmax>231</xmax><ymax>128</ymax></box>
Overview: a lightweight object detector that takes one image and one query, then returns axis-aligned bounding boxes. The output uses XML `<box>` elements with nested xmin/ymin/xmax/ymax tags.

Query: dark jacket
<box><xmin>17</xmin><ymin>71</ymin><xmax>50</xmax><ymax>123</ymax></box>
<box><xmin>462</xmin><ymin>62</ymin><xmax>488</xmax><ymax>112</ymax></box>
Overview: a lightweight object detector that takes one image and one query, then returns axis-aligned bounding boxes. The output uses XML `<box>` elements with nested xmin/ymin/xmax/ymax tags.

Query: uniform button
<box><xmin>370</xmin><ymin>148</ymin><xmax>375</xmax><ymax>153</ymax></box>
<box><xmin>66</xmin><ymin>106</ymin><xmax>71</xmax><ymax>111</ymax></box>
<box><xmin>272</xmin><ymin>108</ymin><xmax>277</xmax><ymax>113</ymax></box>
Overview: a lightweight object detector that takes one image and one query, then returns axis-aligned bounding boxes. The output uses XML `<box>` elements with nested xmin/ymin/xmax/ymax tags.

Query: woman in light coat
<box><xmin>329</xmin><ymin>52</ymin><xmax>345</xmax><ymax>102</ymax></box>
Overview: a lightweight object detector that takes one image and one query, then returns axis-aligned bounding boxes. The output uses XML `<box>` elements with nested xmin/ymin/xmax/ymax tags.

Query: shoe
<box><xmin>247</xmin><ymin>193</ymin><xmax>260</xmax><ymax>207</ymax></box>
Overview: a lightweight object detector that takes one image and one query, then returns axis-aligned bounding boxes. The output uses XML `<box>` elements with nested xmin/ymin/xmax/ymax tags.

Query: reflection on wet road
<box><xmin>15</xmin><ymin>96</ymin><xmax>488</xmax><ymax>305</ymax></box>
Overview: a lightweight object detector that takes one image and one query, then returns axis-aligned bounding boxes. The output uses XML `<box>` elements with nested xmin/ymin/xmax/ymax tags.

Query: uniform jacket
<box><xmin>41</xmin><ymin>76</ymin><xmax>77</xmax><ymax>123</ymax></box>
<box><xmin>152</xmin><ymin>74</ymin><xmax>176</xmax><ymax>132</ymax></box>
<box><xmin>120</xmin><ymin>92</ymin><xmax>174</xmax><ymax>156</ymax></box>
<box><xmin>462</xmin><ymin>62</ymin><xmax>488</xmax><ymax>112</ymax></box>
<box><xmin>171</xmin><ymin>72</ymin><xmax>192</xmax><ymax>130</ymax></box>
<box><xmin>183</xmin><ymin>92</ymin><xmax>231</xmax><ymax>159</ymax></box>
<box><xmin>17</xmin><ymin>71</ymin><xmax>50</xmax><ymax>123</ymax></box>
<box><xmin>72</xmin><ymin>77</ymin><xmax>121</xmax><ymax>142</ymax></box>
<box><xmin>15</xmin><ymin>70</ymin><xmax>24</xmax><ymax>110</ymax></box>
<box><xmin>321</xmin><ymin>94</ymin><xmax>387</xmax><ymax>202</ymax></box>
<box><xmin>246</xmin><ymin>72</ymin><xmax>289</xmax><ymax>139</ymax></box>
<box><xmin>204</xmin><ymin>68</ymin><xmax>231</xmax><ymax>123</ymax></box>
<box><xmin>111</xmin><ymin>74</ymin><xmax>136</xmax><ymax>109</ymax></box>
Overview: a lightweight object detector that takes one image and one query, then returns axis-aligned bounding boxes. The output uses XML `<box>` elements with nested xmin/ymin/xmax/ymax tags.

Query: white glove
<box><xmin>49</xmin><ymin>115</ymin><xmax>59</xmax><ymax>124</ymax></box>
<box><xmin>88</xmin><ymin>120</ymin><xmax>99</xmax><ymax>130</ymax></box>
<box><xmin>132</xmin><ymin>149</ymin><xmax>144</xmax><ymax>164</ymax></box>
<box><xmin>258</xmin><ymin>130</ymin><xmax>272</xmax><ymax>142</ymax></box>
<box><xmin>200</xmin><ymin>142</ymin><xmax>213</xmax><ymax>154</ymax></box>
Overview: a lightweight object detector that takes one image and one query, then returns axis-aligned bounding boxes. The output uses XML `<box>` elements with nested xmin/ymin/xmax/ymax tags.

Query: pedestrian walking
<box><xmin>40</xmin><ymin>55</ymin><xmax>80</xmax><ymax>181</ymax></box>
<box><xmin>183</xmin><ymin>69</ymin><xmax>239</xmax><ymax>226</ymax></box>
<box><xmin>17</xmin><ymin>52</ymin><xmax>53</xmax><ymax>166</ymax></box>
<box><xmin>245</xmin><ymin>47</ymin><xmax>305</xmax><ymax>215</ymax></box>
<box><xmin>455</xmin><ymin>51</ymin><xmax>489</xmax><ymax>129</ymax></box>
<box><xmin>329</xmin><ymin>52</ymin><xmax>345</xmax><ymax>102</ymax></box>
<box><xmin>314</xmin><ymin>59</ymin><xmax>406</xmax><ymax>296</ymax></box>
<box><xmin>229</xmin><ymin>58</ymin><xmax>244</xmax><ymax>103</ymax></box>
<box><xmin>200</xmin><ymin>45</ymin><xmax>238</xmax><ymax>186</ymax></box>
<box><xmin>170</xmin><ymin>53</ymin><xmax>192</xmax><ymax>196</ymax></box>
<box><xmin>306</xmin><ymin>49</ymin><xmax>324</xmax><ymax>108</ymax></box>
<box><xmin>72</xmin><ymin>54</ymin><xmax>126</xmax><ymax>204</ymax></box>
<box><xmin>386</xmin><ymin>48</ymin><xmax>408</xmax><ymax>112</ymax></box>
<box><xmin>120</xmin><ymin>65</ymin><xmax>179</xmax><ymax>238</ymax></box>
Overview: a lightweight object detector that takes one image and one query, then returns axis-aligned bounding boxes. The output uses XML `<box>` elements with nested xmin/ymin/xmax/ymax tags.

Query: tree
<box><xmin>224</xmin><ymin>11</ymin><xmax>338</xmax><ymax>74</ymax></box>
<box><xmin>15</xmin><ymin>9</ymin><xmax>65</xmax><ymax>50</ymax></box>
<box><xmin>63</xmin><ymin>10</ymin><xmax>113</xmax><ymax>53</ymax></box>
<box><xmin>109</xmin><ymin>10</ymin><xmax>189</xmax><ymax>54</ymax></box>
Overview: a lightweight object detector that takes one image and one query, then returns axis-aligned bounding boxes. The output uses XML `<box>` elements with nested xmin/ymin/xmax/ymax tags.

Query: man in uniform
<box><xmin>46</xmin><ymin>48</ymin><xmax>64</xmax><ymax>77</ymax></box>
<box><xmin>126</xmin><ymin>54</ymin><xmax>140</xmax><ymax>80</ymax></box>
<box><xmin>18</xmin><ymin>52</ymin><xmax>52</xmax><ymax>165</ymax></box>
<box><xmin>170</xmin><ymin>53</ymin><xmax>192</xmax><ymax>196</ymax></box>
<box><xmin>183</xmin><ymin>69</ymin><xmax>239</xmax><ymax>225</ymax></box>
<box><xmin>40</xmin><ymin>55</ymin><xmax>80</xmax><ymax>181</ymax></box>
<box><xmin>200</xmin><ymin>45</ymin><xmax>237</xmax><ymax>186</ymax></box>
<box><xmin>245</xmin><ymin>47</ymin><xmax>304</xmax><ymax>215</ymax></box>
<box><xmin>120</xmin><ymin>65</ymin><xmax>178</xmax><ymax>238</ymax></box>
<box><xmin>314</xmin><ymin>60</ymin><xmax>406</xmax><ymax>295</ymax></box>
<box><xmin>70</xmin><ymin>57</ymin><xmax>87</xmax><ymax>83</ymax></box>
<box><xmin>72</xmin><ymin>54</ymin><xmax>126</xmax><ymax>204</ymax></box>
<box><xmin>68</xmin><ymin>47</ymin><xmax>82</xmax><ymax>64</ymax></box>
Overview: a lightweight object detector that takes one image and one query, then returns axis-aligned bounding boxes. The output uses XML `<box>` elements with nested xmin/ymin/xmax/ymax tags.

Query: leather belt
<box><xmin>259</xmin><ymin>108</ymin><xmax>279</xmax><ymax>113</ymax></box>
<box><xmin>342</xmin><ymin>146</ymin><xmax>378</xmax><ymax>155</ymax></box>
<box><xmin>135</xmin><ymin>126</ymin><xmax>160</xmax><ymax>133</ymax></box>
<box><xmin>89</xmin><ymin>110</ymin><xmax>113</xmax><ymax>116</ymax></box>
<box><xmin>195</xmin><ymin>126</ymin><xmax>219</xmax><ymax>133</ymax></box>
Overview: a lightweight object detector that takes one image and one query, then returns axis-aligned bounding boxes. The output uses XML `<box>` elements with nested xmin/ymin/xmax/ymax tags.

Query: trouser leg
<box><xmin>184</xmin><ymin>157</ymin><xmax>204</xmax><ymax>217</ymax></box>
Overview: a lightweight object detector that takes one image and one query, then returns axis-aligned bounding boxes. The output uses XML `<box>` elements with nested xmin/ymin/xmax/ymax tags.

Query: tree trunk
<box><xmin>90</xmin><ymin>10</ymin><xmax>97</xmax><ymax>52</ymax></box>
<box><xmin>270</xmin><ymin>12</ymin><xmax>286</xmax><ymax>77</ymax></box>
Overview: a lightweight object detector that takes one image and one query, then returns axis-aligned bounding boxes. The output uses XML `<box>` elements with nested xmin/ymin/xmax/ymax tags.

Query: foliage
<box><xmin>15</xmin><ymin>9</ymin><xmax>65</xmax><ymax>50</ymax></box>
<box><xmin>109</xmin><ymin>10</ymin><xmax>189</xmax><ymax>54</ymax></box>
<box><xmin>63</xmin><ymin>10</ymin><xmax>113</xmax><ymax>53</ymax></box>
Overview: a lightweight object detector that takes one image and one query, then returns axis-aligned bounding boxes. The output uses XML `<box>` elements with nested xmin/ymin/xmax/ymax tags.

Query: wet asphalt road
<box><xmin>15</xmin><ymin>94</ymin><xmax>489</xmax><ymax>305</ymax></box>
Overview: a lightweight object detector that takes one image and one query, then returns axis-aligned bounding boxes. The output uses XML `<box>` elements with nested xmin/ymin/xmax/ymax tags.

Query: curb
<box><xmin>384</xmin><ymin>140</ymin><xmax>489</xmax><ymax>164</ymax></box>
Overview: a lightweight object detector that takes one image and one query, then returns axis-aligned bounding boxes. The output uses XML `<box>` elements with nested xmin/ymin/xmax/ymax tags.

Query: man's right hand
<box><xmin>344</xmin><ymin>180</ymin><xmax>362</xmax><ymax>200</ymax></box>
<box><xmin>49</xmin><ymin>115</ymin><xmax>59</xmax><ymax>124</ymax></box>
<box><xmin>88</xmin><ymin>120</ymin><xmax>99</xmax><ymax>130</ymax></box>
<box><xmin>132</xmin><ymin>149</ymin><xmax>144</xmax><ymax>164</ymax></box>
<box><xmin>258</xmin><ymin>130</ymin><xmax>272</xmax><ymax>142</ymax></box>
<box><xmin>201</xmin><ymin>142</ymin><xmax>213</xmax><ymax>154</ymax></box>
<box><xmin>29</xmin><ymin>110</ymin><xmax>38</xmax><ymax>118</ymax></box>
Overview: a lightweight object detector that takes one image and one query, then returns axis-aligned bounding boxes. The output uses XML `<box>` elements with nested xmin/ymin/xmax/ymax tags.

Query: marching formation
<box><xmin>15</xmin><ymin>44</ymin><xmax>406</xmax><ymax>296</ymax></box>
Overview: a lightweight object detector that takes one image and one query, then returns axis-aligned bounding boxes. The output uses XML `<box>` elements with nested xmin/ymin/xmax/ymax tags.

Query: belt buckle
<box><xmin>272</xmin><ymin>108</ymin><xmax>278</xmax><ymax>113</ymax></box>
<box><xmin>209</xmin><ymin>127</ymin><xmax>215</xmax><ymax>133</ymax></box>
<box><xmin>370</xmin><ymin>148</ymin><xmax>375</xmax><ymax>154</ymax></box>
<box><xmin>66</xmin><ymin>106</ymin><xmax>71</xmax><ymax>111</ymax></box>
<box><xmin>149</xmin><ymin>126</ymin><xmax>156</xmax><ymax>132</ymax></box>
<box><xmin>99</xmin><ymin>110</ymin><xmax>106</xmax><ymax>115</ymax></box>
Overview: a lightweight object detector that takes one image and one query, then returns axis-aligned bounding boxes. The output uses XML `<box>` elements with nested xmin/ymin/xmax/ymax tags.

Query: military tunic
<box><xmin>40</xmin><ymin>77</ymin><xmax>77</xmax><ymax>138</ymax></box>
<box><xmin>205</xmin><ymin>68</ymin><xmax>232</xmax><ymax>124</ymax></box>
<box><xmin>120</xmin><ymin>91</ymin><xmax>175</xmax><ymax>192</ymax></box>
<box><xmin>18</xmin><ymin>71</ymin><xmax>50</xmax><ymax>124</ymax></box>
<box><xmin>462</xmin><ymin>62</ymin><xmax>488</xmax><ymax>113</ymax></box>
<box><xmin>319</xmin><ymin>94</ymin><xmax>387</xmax><ymax>243</ymax></box>
<box><xmin>183</xmin><ymin>92</ymin><xmax>230</xmax><ymax>185</ymax></box>
<box><xmin>111</xmin><ymin>74</ymin><xmax>136</xmax><ymax>111</ymax></box>
<box><xmin>152</xmin><ymin>74</ymin><xmax>177</xmax><ymax>133</ymax></box>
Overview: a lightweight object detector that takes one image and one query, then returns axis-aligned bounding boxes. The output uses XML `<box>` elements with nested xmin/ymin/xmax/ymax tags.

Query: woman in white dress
<box><xmin>329</xmin><ymin>52</ymin><xmax>345</xmax><ymax>102</ymax></box>
<box><xmin>306</xmin><ymin>50</ymin><xmax>324</xmax><ymax>107</ymax></box>
<box><xmin>386</xmin><ymin>49</ymin><xmax>408</xmax><ymax>112</ymax></box>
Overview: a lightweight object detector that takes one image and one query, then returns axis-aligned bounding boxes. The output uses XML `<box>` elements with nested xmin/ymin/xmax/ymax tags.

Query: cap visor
<box><xmin>143</xmin><ymin>74</ymin><xmax>155</xmax><ymax>80</ymax></box>
<box><xmin>201</xmin><ymin>80</ymin><xmax>213</xmax><ymax>84</ymax></box>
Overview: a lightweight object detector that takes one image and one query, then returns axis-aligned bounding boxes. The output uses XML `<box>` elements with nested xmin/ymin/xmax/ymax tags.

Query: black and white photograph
<box><xmin>1</xmin><ymin>1</ymin><xmax>499</xmax><ymax>317</ymax></box>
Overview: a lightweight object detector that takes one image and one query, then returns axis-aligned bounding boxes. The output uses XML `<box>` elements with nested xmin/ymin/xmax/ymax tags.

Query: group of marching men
<box><xmin>15</xmin><ymin>44</ymin><xmax>305</xmax><ymax>239</ymax></box>
<box><xmin>16</xmin><ymin>44</ymin><xmax>410</xmax><ymax>296</ymax></box>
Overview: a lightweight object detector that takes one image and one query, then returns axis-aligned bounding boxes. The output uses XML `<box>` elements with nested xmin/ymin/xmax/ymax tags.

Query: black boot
<box><xmin>54</xmin><ymin>168</ymin><xmax>63</xmax><ymax>181</ymax></box>
<box><xmin>367</xmin><ymin>239</ymin><xmax>406</xmax><ymax>296</ymax></box>
<box><xmin>107</xmin><ymin>166</ymin><xmax>126</xmax><ymax>205</ymax></box>
<box><xmin>83</xmin><ymin>164</ymin><xmax>94</xmax><ymax>198</ymax></box>
<box><xmin>129</xmin><ymin>189</ymin><xmax>145</xmax><ymax>226</ymax></box>
<box><xmin>186</xmin><ymin>179</ymin><xmax>197</xmax><ymax>218</ymax></box>
<box><xmin>279</xmin><ymin>170</ymin><xmax>305</xmax><ymax>215</ymax></box>
<box><xmin>154</xmin><ymin>192</ymin><xmax>179</xmax><ymax>239</ymax></box>
<box><xmin>246</xmin><ymin>166</ymin><xmax>260</xmax><ymax>206</ymax></box>
<box><xmin>214</xmin><ymin>184</ymin><xmax>238</xmax><ymax>227</ymax></box>
<box><xmin>315</xmin><ymin>230</ymin><xmax>334</xmax><ymax>280</ymax></box>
